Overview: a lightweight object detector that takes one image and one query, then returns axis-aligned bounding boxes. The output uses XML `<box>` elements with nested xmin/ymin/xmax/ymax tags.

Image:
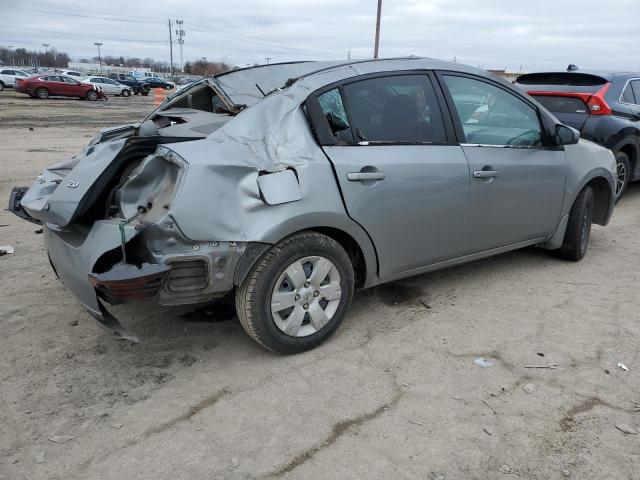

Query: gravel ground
<box><xmin>1</xmin><ymin>89</ymin><xmax>639</xmax><ymax>480</ymax></box>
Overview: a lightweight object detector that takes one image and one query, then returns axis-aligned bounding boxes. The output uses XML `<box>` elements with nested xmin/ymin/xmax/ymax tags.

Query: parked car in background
<box><xmin>9</xmin><ymin>59</ymin><xmax>616</xmax><ymax>353</ymax></box>
<box><xmin>143</xmin><ymin>77</ymin><xmax>175</xmax><ymax>90</ymax></box>
<box><xmin>107</xmin><ymin>72</ymin><xmax>150</xmax><ymax>95</ymax></box>
<box><xmin>0</xmin><ymin>68</ymin><xmax>31</xmax><ymax>90</ymax></box>
<box><xmin>59</xmin><ymin>70</ymin><xmax>84</xmax><ymax>77</ymax></box>
<box><xmin>14</xmin><ymin>74</ymin><xmax>105</xmax><ymax>100</ymax></box>
<box><xmin>515</xmin><ymin>70</ymin><xmax>640</xmax><ymax>201</ymax></box>
<box><xmin>82</xmin><ymin>76</ymin><xmax>133</xmax><ymax>97</ymax></box>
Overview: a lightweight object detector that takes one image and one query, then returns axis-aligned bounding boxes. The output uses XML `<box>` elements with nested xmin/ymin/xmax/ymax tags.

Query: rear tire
<box><xmin>0</xmin><ymin>81</ymin><xmax>5</xmax><ymax>91</ymax></box>
<box><xmin>85</xmin><ymin>90</ymin><xmax>98</xmax><ymax>101</ymax></box>
<box><xmin>554</xmin><ymin>185</ymin><xmax>594</xmax><ymax>261</ymax></box>
<box><xmin>35</xmin><ymin>87</ymin><xmax>49</xmax><ymax>99</ymax></box>
<box><xmin>235</xmin><ymin>231</ymin><xmax>355</xmax><ymax>354</ymax></box>
<box><xmin>614</xmin><ymin>151</ymin><xmax>630</xmax><ymax>203</ymax></box>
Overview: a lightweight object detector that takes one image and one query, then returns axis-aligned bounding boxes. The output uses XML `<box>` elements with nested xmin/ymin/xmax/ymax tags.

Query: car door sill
<box><xmin>375</xmin><ymin>237</ymin><xmax>548</xmax><ymax>285</ymax></box>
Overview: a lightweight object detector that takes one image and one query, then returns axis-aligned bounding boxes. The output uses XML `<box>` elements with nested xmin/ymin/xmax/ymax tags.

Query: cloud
<box><xmin>1</xmin><ymin>0</ymin><xmax>638</xmax><ymax>71</ymax></box>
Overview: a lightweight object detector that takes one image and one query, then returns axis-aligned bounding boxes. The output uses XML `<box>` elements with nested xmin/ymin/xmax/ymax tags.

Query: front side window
<box><xmin>1</xmin><ymin>70</ymin><xmax>11</xmax><ymax>75</ymax></box>
<box><xmin>342</xmin><ymin>75</ymin><xmax>447</xmax><ymax>143</ymax></box>
<box><xmin>318</xmin><ymin>88</ymin><xmax>352</xmax><ymax>142</ymax></box>
<box><xmin>103</xmin><ymin>78</ymin><xmax>117</xmax><ymax>85</ymax></box>
<box><xmin>443</xmin><ymin>75</ymin><xmax>544</xmax><ymax>147</ymax></box>
<box><xmin>61</xmin><ymin>76</ymin><xmax>79</xmax><ymax>84</ymax></box>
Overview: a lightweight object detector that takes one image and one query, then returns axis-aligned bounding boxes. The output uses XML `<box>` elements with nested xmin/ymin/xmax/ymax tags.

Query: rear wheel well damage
<box><xmin>585</xmin><ymin>176</ymin><xmax>612</xmax><ymax>226</ymax></box>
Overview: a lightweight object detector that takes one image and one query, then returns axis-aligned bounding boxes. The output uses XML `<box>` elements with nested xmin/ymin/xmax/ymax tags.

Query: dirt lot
<box><xmin>1</xmin><ymin>88</ymin><xmax>639</xmax><ymax>480</ymax></box>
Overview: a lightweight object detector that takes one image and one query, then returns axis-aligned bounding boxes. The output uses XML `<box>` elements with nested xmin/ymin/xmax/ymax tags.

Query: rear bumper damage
<box><xmin>43</xmin><ymin>219</ymin><xmax>267</xmax><ymax>341</ymax></box>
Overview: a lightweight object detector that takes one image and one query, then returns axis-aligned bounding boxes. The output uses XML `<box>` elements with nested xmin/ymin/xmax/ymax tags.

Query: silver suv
<box><xmin>9</xmin><ymin>58</ymin><xmax>616</xmax><ymax>353</ymax></box>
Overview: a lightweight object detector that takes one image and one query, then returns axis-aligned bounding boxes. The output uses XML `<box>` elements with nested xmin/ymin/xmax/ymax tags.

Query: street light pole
<box><xmin>94</xmin><ymin>42</ymin><xmax>103</xmax><ymax>74</ymax></box>
<box><xmin>265</xmin><ymin>57</ymin><xmax>271</xmax><ymax>64</ymax></box>
<box><xmin>373</xmin><ymin>0</ymin><xmax>382</xmax><ymax>59</ymax></box>
<box><xmin>42</xmin><ymin>43</ymin><xmax>50</xmax><ymax>67</ymax></box>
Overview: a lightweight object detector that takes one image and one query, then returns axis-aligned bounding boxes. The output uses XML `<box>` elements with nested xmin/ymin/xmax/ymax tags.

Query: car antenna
<box><xmin>255</xmin><ymin>83</ymin><xmax>266</xmax><ymax>97</ymax></box>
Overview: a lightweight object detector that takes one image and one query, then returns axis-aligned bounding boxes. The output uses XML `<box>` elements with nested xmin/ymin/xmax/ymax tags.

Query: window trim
<box><xmin>435</xmin><ymin>70</ymin><xmax>556</xmax><ymax>150</ymax></box>
<box><xmin>306</xmin><ymin>70</ymin><xmax>458</xmax><ymax>147</ymax></box>
<box><xmin>618</xmin><ymin>78</ymin><xmax>640</xmax><ymax>106</ymax></box>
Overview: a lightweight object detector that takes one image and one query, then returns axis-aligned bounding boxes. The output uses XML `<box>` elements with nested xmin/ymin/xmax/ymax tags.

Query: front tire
<box><xmin>235</xmin><ymin>231</ymin><xmax>355</xmax><ymax>354</ymax></box>
<box><xmin>85</xmin><ymin>90</ymin><xmax>98</xmax><ymax>101</ymax></box>
<box><xmin>614</xmin><ymin>151</ymin><xmax>630</xmax><ymax>203</ymax></box>
<box><xmin>554</xmin><ymin>185</ymin><xmax>594</xmax><ymax>261</ymax></box>
<box><xmin>121</xmin><ymin>89</ymin><xmax>131</xmax><ymax>97</ymax></box>
<box><xmin>35</xmin><ymin>87</ymin><xmax>49</xmax><ymax>99</ymax></box>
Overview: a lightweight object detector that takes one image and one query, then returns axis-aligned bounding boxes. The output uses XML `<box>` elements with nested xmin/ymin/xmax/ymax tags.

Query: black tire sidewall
<box><xmin>614</xmin><ymin>151</ymin><xmax>630</xmax><ymax>203</ymax></box>
<box><xmin>245</xmin><ymin>235</ymin><xmax>354</xmax><ymax>353</ymax></box>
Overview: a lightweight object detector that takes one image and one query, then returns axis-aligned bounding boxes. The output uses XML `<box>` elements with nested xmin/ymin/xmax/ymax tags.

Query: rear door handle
<box><xmin>473</xmin><ymin>170</ymin><xmax>500</xmax><ymax>178</ymax></box>
<box><xmin>347</xmin><ymin>172</ymin><xmax>386</xmax><ymax>181</ymax></box>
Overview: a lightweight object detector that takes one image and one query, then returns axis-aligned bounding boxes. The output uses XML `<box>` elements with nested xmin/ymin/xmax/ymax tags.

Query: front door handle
<box><xmin>473</xmin><ymin>170</ymin><xmax>500</xmax><ymax>178</ymax></box>
<box><xmin>347</xmin><ymin>172</ymin><xmax>386</xmax><ymax>181</ymax></box>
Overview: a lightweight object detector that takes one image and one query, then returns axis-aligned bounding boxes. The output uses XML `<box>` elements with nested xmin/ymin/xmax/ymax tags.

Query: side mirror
<box><xmin>555</xmin><ymin>124</ymin><xmax>580</xmax><ymax>145</ymax></box>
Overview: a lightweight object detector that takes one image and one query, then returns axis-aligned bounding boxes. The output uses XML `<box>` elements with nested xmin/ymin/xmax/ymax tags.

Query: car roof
<box><xmin>214</xmin><ymin>57</ymin><xmax>505</xmax><ymax>107</ymax></box>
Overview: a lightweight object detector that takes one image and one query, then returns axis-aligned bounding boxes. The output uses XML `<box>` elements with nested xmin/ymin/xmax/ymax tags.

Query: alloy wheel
<box><xmin>615</xmin><ymin>160</ymin><xmax>627</xmax><ymax>199</ymax></box>
<box><xmin>270</xmin><ymin>256</ymin><xmax>342</xmax><ymax>337</ymax></box>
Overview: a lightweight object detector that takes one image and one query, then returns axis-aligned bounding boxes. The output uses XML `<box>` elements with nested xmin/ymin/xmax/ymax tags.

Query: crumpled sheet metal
<box><xmin>163</xmin><ymin>89</ymin><xmax>346</xmax><ymax>242</ymax></box>
<box><xmin>214</xmin><ymin>61</ymin><xmax>344</xmax><ymax>107</ymax></box>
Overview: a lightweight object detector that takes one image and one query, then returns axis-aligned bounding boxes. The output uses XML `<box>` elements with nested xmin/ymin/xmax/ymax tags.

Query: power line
<box><xmin>6</xmin><ymin>5</ymin><xmax>161</xmax><ymax>24</ymax></box>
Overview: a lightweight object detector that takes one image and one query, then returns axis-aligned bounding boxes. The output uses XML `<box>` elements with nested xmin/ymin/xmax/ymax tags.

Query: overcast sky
<box><xmin>1</xmin><ymin>0</ymin><xmax>639</xmax><ymax>72</ymax></box>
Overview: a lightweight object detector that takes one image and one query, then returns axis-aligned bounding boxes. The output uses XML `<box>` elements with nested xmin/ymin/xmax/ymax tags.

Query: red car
<box><xmin>15</xmin><ymin>74</ymin><xmax>106</xmax><ymax>101</ymax></box>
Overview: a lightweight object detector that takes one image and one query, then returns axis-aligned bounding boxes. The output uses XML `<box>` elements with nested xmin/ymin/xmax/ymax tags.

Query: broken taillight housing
<box><xmin>89</xmin><ymin>263</ymin><xmax>169</xmax><ymax>304</ymax></box>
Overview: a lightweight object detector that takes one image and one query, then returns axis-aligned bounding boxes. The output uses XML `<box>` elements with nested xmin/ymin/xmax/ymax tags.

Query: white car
<box><xmin>0</xmin><ymin>68</ymin><xmax>30</xmax><ymax>90</ymax></box>
<box><xmin>60</xmin><ymin>70</ymin><xmax>84</xmax><ymax>77</ymax></box>
<box><xmin>82</xmin><ymin>76</ymin><xmax>133</xmax><ymax>97</ymax></box>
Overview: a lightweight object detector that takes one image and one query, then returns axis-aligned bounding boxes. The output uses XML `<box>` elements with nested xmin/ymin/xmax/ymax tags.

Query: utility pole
<box><xmin>265</xmin><ymin>57</ymin><xmax>271</xmax><ymax>64</ymax></box>
<box><xmin>168</xmin><ymin>19</ymin><xmax>174</xmax><ymax>76</ymax></box>
<box><xmin>175</xmin><ymin>19</ymin><xmax>185</xmax><ymax>73</ymax></box>
<box><xmin>373</xmin><ymin>0</ymin><xmax>382</xmax><ymax>59</ymax></box>
<box><xmin>42</xmin><ymin>43</ymin><xmax>50</xmax><ymax>67</ymax></box>
<box><xmin>8</xmin><ymin>46</ymin><xmax>13</xmax><ymax>66</ymax></box>
<box><xmin>94</xmin><ymin>42</ymin><xmax>103</xmax><ymax>74</ymax></box>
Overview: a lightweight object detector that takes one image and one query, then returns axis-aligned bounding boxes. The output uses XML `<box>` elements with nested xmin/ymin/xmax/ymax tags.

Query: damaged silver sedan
<box><xmin>10</xmin><ymin>58</ymin><xmax>617</xmax><ymax>353</ymax></box>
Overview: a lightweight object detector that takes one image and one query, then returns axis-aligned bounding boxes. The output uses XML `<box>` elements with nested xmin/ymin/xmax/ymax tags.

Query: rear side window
<box><xmin>341</xmin><ymin>75</ymin><xmax>447</xmax><ymax>143</ymax></box>
<box><xmin>532</xmin><ymin>95</ymin><xmax>587</xmax><ymax>114</ymax></box>
<box><xmin>443</xmin><ymin>75</ymin><xmax>543</xmax><ymax>148</ymax></box>
<box><xmin>318</xmin><ymin>88</ymin><xmax>353</xmax><ymax>142</ymax></box>
<box><xmin>621</xmin><ymin>84</ymin><xmax>636</xmax><ymax>104</ymax></box>
<box><xmin>630</xmin><ymin>81</ymin><xmax>640</xmax><ymax>105</ymax></box>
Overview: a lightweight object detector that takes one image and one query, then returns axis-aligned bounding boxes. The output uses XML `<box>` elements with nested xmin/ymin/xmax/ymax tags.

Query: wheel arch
<box><xmin>586</xmin><ymin>175</ymin><xmax>614</xmax><ymax>226</ymax></box>
<box><xmin>259</xmin><ymin>213</ymin><xmax>379</xmax><ymax>289</ymax></box>
<box><xmin>616</xmin><ymin>140</ymin><xmax>638</xmax><ymax>177</ymax></box>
